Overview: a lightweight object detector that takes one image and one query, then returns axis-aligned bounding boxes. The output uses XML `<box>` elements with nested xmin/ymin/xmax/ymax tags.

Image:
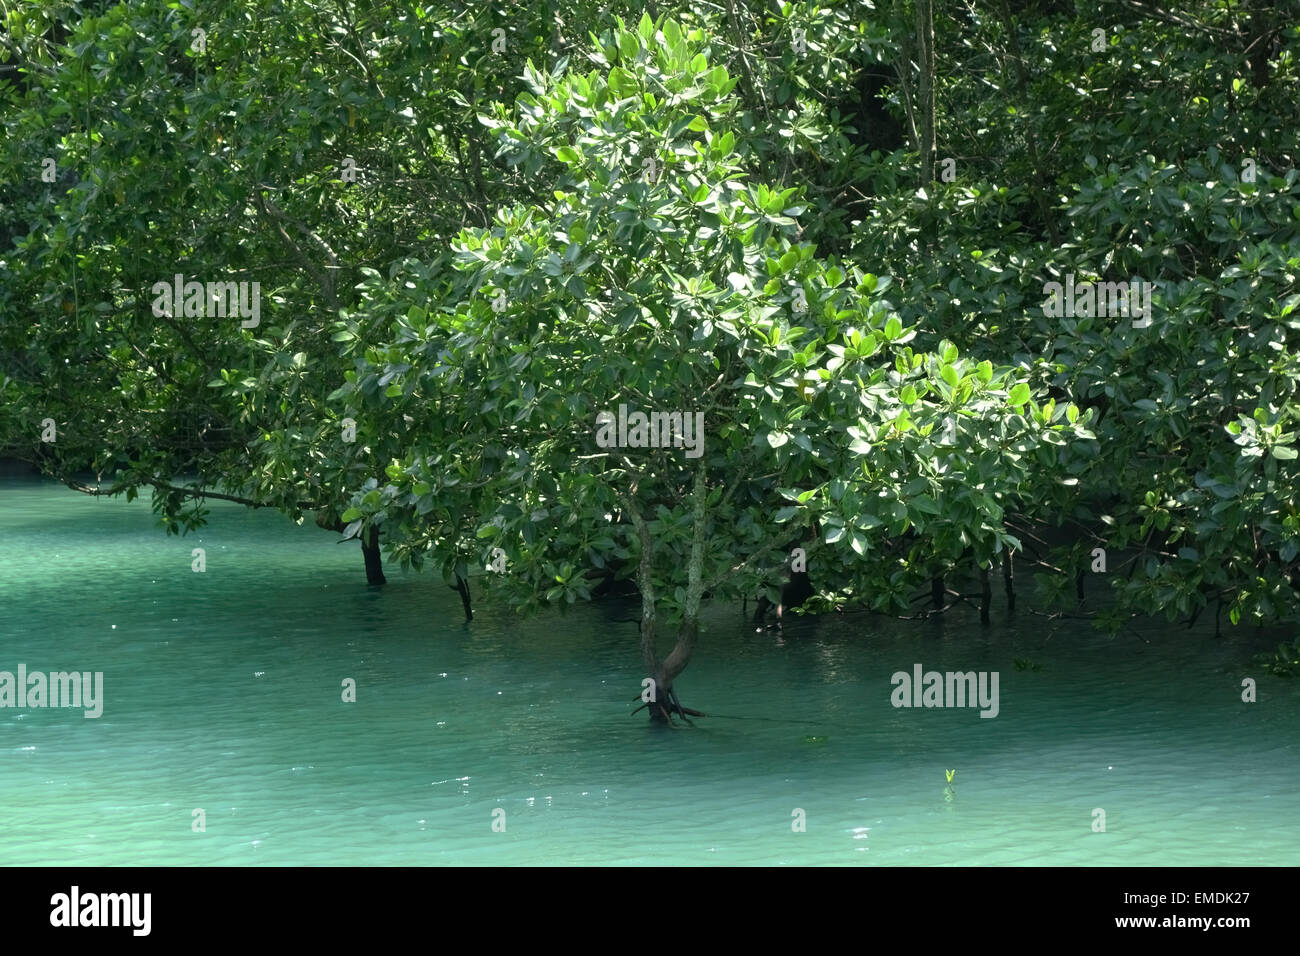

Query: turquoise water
<box><xmin>2</xmin><ymin>476</ymin><xmax>1297</xmax><ymax>865</ymax></box>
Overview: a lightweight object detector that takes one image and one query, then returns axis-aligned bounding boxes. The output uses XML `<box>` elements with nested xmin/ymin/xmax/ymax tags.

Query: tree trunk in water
<box><xmin>931</xmin><ymin>576</ymin><xmax>945</xmax><ymax>609</ymax></box>
<box><xmin>625</xmin><ymin>462</ymin><xmax>709</xmax><ymax>724</ymax></box>
<box><xmin>1076</xmin><ymin>570</ymin><xmax>1086</xmax><ymax>602</ymax></box>
<box><xmin>362</xmin><ymin>525</ymin><xmax>386</xmax><ymax>586</ymax></box>
<box><xmin>1002</xmin><ymin>551</ymin><xmax>1015</xmax><ymax>612</ymax></box>
<box><xmin>316</xmin><ymin>512</ymin><xmax>387</xmax><ymax>587</ymax></box>
<box><xmin>646</xmin><ymin>621</ymin><xmax>702</xmax><ymax>725</ymax></box>
<box><xmin>753</xmin><ymin>568</ymin><xmax>812</xmax><ymax>625</ymax></box>
<box><xmin>451</xmin><ymin>572</ymin><xmax>472</xmax><ymax>622</ymax></box>
<box><xmin>980</xmin><ymin>565</ymin><xmax>992</xmax><ymax>625</ymax></box>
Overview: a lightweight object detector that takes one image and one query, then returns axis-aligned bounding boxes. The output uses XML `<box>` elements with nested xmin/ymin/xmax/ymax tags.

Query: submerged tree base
<box><xmin>631</xmin><ymin>685</ymin><xmax>706</xmax><ymax>725</ymax></box>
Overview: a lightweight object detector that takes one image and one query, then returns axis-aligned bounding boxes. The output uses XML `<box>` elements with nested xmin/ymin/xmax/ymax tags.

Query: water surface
<box><xmin>2</xmin><ymin>476</ymin><xmax>1296</xmax><ymax>865</ymax></box>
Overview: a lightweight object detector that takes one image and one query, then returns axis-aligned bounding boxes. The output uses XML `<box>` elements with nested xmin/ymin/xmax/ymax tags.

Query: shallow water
<box><xmin>1</xmin><ymin>476</ymin><xmax>1297</xmax><ymax>865</ymax></box>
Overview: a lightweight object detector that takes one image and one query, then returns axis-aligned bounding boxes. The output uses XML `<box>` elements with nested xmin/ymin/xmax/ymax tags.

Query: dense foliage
<box><xmin>3</xmin><ymin>0</ymin><xmax>1298</xmax><ymax>700</ymax></box>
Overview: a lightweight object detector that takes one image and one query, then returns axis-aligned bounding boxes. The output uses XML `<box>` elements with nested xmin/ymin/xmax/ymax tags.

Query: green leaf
<box><xmin>1008</xmin><ymin>383</ymin><xmax>1031</xmax><ymax>406</ymax></box>
<box><xmin>617</xmin><ymin>30</ymin><xmax>639</xmax><ymax>63</ymax></box>
<box><xmin>608</xmin><ymin>67</ymin><xmax>636</xmax><ymax>96</ymax></box>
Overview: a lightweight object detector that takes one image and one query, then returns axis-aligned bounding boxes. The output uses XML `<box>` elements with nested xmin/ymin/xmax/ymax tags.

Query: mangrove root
<box><xmin>630</xmin><ymin>686</ymin><xmax>706</xmax><ymax>724</ymax></box>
